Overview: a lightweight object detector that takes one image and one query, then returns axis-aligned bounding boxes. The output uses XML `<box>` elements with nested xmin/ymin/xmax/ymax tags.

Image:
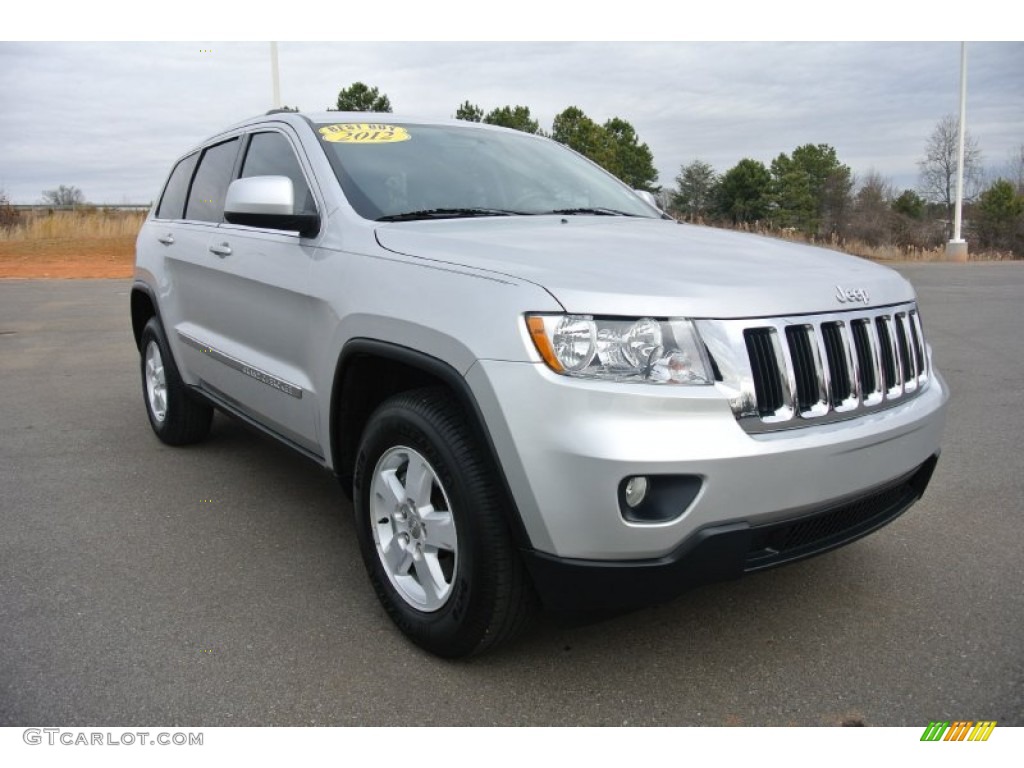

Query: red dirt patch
<box><xmin>0</xmin><ymin>238</ymin><xmax>135</xmax><ymax>279</ymax></box>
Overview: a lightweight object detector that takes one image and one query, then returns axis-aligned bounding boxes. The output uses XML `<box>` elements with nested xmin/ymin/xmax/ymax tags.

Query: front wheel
<box><xmin>353</xmin><ymin>388</ymin><xmax>533</xmax><ymax>657</ymax></box>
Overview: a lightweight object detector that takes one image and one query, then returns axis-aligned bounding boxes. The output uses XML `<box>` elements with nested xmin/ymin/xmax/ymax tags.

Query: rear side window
<box><xmin>241</xmin><ymin>132</ymin><xmax>317</xmax><ymax>216</ymax></box>
<box><xmin>155</xmin><ymin>153</ymin><xmax>198</xmax><ymax>220</ymax></box>
<box><xmin>185</xmin><ymin>138</ymin><xmax>240</xmax><ymax>223</ymax></box>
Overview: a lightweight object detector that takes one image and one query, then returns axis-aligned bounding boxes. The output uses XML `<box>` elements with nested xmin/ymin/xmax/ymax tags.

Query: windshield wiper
<box><xmin>549</xmin><ymin>207</ymin><xmax>636</xmax><ymax>217</ymax></box>
<box><xmin>376</xmin><ymin>208</ymin><xmax>527</xmax><ymax>222</ymax></box>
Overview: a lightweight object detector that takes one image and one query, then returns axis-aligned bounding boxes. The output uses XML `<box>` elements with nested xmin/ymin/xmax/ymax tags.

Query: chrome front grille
<box><xmin>695</xmin><ymin>303</ymin><xmax>930</xmax><ymax>433</ymax></box>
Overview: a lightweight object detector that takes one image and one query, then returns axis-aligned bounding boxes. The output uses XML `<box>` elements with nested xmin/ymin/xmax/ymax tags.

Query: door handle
<box><xmin>157</xmin><ymin>234</ymin><xmax>175</xmax><ymax>245</ymax></box>
<box><xmin>209</xmin><ymin>243</ymin><xmax>232</xmax><ymax>257</ymax></box>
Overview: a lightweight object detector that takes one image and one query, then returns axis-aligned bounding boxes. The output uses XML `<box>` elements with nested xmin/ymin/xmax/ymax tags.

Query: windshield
<box><xmin>314</xmin><ymin>121</ymin><xmax>659</xmax><ymax>221</ymax></box>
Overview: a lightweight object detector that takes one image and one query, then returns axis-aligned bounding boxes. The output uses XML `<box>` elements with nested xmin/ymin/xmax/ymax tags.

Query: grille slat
<box><xmin>875</xmin><ymin>316</ymin><xmax>898</xmax><ymax>391</ymax></box>
<box><xmin>731</xmin><ymin>302</ymin><xmax>929</xmax><ymax>431</ymax></box>
<box><xmin>744</xmin><ymin>328</ymin><xmax>784</xmax><ymax>417</ymax></box>
<box><xmin>821</xmin><ymin>322</ymin><xmax>852</xmax><ymax>405</ymax></box>
<box><xmin>894</xmin><ymin>312</ymin><xmax>913</xmax><ymax>383</ymax></box>
<box><xmin>785</xmin><ymin>326</ymin><xmax>819</xmax><ymax>413</ymax></box>
<box><xmin>910</xmin><ymin>311</ymin><xmax>928</xmax><ymax>379</ymax></box>
<box><xmin>851</xmin><ymin>319</ymin><xmax>877</xmax><ymax>396</ymax></box>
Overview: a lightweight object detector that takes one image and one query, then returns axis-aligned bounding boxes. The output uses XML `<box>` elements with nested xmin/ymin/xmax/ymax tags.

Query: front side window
<box><xmin>240</xmin><ymin>131</ymin><xmax>317</xmax><ymax>216</ymax></box>
<box><xmin>155</xmin><ymin>152</ymin><xmax>198</xmax><ymax>220</ymax></box>
<box><xmin>185</xmin><ymin>138</ymin><xmax>240</xmax><ymax>223</ymax></box>
<box><xmin>314</xmin><ymin>122</ymin><xmax>658</xmax><ymax>221</ymax></box>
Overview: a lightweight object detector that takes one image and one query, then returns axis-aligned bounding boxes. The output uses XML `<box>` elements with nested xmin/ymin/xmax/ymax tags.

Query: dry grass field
<box><xmin>0</xmin><ymin>210</ymin><xmax>145</xmax><ymax>278</ymax></box>
<box><xmin>0</xmin><ymin>209</ymin><xmax>1016</xmax><ymax>279</ymax></box>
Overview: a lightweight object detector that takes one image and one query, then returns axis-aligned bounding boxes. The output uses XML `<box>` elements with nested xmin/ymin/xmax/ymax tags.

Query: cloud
<box><xmin>1</xmin><ymin>41</ymin><xmax>1020</xmax><ymax>202</ymax></box>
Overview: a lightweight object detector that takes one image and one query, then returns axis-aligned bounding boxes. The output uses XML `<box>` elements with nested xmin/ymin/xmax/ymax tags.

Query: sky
<box><xmin>2</xmin><ymin>18</ymin><xmax>1022</xmax><ymax>205</ymax></box>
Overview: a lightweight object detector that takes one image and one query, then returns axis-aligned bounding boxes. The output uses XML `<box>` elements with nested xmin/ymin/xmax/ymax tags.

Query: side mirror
<box><xmin>224</xmin><ymin>176</ymin><xmax>319</xmax><ymax>237</ymax></box>
<box><xmin>633</xmin><ymin>189</ymin><xmax>660</xmax><ymax>210</ymax></box>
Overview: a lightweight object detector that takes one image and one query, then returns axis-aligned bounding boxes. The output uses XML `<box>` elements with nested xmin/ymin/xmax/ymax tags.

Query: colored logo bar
<box><xmin>920</xmin><ymin>721</ymin><xmax>997</xmax><ymax>741</ymax></box>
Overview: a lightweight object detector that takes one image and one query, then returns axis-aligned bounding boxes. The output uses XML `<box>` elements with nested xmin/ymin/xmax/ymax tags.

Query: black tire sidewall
<box><xmin>139</xmin><ymin>316</ymin><xmax>210</xmax><ymax>444</ymax></box>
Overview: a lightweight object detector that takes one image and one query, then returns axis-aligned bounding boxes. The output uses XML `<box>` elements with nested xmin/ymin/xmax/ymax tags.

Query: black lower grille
<box><xmin>744</xmin><ymin>462</ymin><xmax>933</xmax><ymax>571</ymax></box>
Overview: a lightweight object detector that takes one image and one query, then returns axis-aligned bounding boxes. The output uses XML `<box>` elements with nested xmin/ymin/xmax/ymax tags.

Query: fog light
<box><xmin>619</xmin><ymin>474</ymin><xmax>703</xmax><ymax>524</ymax></box>
<box><xmin>624</xmin><ymin>476</ymin><xmax>648</xmax><ymax>508</ymax></box>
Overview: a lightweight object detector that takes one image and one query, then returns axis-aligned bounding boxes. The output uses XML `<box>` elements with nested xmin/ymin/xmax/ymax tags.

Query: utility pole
<box><xmin>945</xmin><ymin>42</ymin><xmax>969</xmax><ymax>262</ymax></box>
<box><xmin>270</xmin><ymin>42</ymin><xmax>281</xmax><ymax>110</ymax></box>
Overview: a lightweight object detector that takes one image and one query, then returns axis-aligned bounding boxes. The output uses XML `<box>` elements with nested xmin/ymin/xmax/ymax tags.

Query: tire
<box><xmin>139</xmin><ymin>316</ymin><xmax>213</xmax><ymax>446</ymax></box>
<box><xmin>353</xmin><ymin>388</ymin><xmax>533</xmax><ymax>657</ymax></box>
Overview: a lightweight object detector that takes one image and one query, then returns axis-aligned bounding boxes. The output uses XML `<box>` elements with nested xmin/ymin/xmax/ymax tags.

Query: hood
<box><xmin>374</xmin><ymin>217</ymin><xmax>915</xmax><ymax>319</ymax></box>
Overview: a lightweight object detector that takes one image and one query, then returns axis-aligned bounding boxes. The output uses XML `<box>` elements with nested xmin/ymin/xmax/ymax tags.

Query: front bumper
<box><xmin>522</xmin><ymin>454</ymin><xmax>937</xmax><ymax>613</ymax></box>
<box><xmin>466</xmin><ymin>359</ymin><xmax>949</xmax><ymax>563</ymax></box>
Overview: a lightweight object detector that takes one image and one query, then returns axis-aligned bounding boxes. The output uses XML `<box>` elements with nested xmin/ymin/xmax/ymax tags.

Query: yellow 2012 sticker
<box><xmin>318</xmin><ymin>123</ymin><xmax>411</xmax><ymax>144</ymax></box>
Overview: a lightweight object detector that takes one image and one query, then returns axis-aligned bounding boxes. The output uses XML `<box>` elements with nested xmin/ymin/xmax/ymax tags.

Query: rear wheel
<box><xmin>353</xmin><ymin>388</ymin><xmax>533</xmax><ymax>657</ymax></box>
<box><xmin>140</xmin><ymin>317</ymin><xmax>213</xmax><ymax>445</ymax></box>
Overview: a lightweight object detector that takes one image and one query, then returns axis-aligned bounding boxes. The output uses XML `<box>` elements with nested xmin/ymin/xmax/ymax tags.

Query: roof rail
<box><xmin>265</xmin><ymin>108</ymin><xmax>300</xmax><ymax>115</ymax></box>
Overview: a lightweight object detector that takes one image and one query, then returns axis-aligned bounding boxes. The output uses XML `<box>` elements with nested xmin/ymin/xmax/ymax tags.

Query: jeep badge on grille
<box><xmin>836</xmin><ymin>285</ymin><xmax>870</xmax><ymax>304</ymax></box>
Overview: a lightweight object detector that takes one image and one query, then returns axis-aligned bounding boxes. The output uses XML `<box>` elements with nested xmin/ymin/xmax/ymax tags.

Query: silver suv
<box><xmin>132</xmin><ymin>112</ymin><xmax>948</xmax><ymax>657</ymax></box>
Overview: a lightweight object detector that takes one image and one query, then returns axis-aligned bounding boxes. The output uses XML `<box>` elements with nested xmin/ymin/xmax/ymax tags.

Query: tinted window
<box><xmin>155</xmin><ymin>153</ymin><xmax>198</xmax><ymax>220</ymax></box>
<box><xmin>241</xmin><ymin>132</ymin><xmax>317</xmax><ymax>216</ymax></box>
<box><xmin>185</xmin><ymin>138</ymin><xmax>240</xmax><ymax>223</ymax></box>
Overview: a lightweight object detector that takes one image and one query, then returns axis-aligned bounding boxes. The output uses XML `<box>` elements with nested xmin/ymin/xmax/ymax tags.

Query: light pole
<box><xmin>270</xmin><ymin>42</ymin><xmax>281</xmax><ymax>110</ymax></box>
<box><xmin>945</xmin><ymin>42</ymin><xmax>968</xmax><ymax>262</ymax></box>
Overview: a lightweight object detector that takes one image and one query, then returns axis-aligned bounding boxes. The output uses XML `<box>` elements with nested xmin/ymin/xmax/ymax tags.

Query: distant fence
<box><xmin>13</xmin><ymin>204</ymin><xmax>152</xmax><ymax>213</ymax></box>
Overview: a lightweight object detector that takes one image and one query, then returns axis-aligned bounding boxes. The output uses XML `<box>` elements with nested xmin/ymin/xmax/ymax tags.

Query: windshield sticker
<box><xmin>318</xmin><ymin>124</ymin><xmax>410</xmax><ymax>144</ymax></box>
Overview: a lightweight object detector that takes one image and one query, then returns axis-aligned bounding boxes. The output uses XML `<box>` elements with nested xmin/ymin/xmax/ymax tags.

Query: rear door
<box><xmin>147</xmin><ymin>147</ymin><xmax>229</xmax><ymax>382</ymax></box>
<box><xmin>163</xmin><ymin>136</ymin><xmax>243</xmax><ymax>403</ymax></box>
<box><xmin>171</xmin><ymin>127</ymin><xmax>323</xmax><ymax>454</ymax></box>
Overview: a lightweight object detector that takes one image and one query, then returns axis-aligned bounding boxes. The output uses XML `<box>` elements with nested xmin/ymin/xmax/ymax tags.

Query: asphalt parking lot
<box><xmin>1</xmin><ymin>263</ymin><xmax>1021</xmax><ymax>726</ymax></box>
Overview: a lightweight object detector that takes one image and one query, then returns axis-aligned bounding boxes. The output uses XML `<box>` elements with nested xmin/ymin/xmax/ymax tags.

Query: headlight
<box><xmin>526</xmin><ymin>314</ymin><xmax>713</xmax><ymax>384</ymax></box>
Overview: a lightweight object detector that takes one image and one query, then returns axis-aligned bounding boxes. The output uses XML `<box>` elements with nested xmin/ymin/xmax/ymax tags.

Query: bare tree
<box><xmin>41</xmin><ymin>185</ymin><xmax>86</xmax><ymax>207</ymax></box>
<box><xmin>0</xmin><ymin>187</ymin><xmax>20</xmax><ymax>230</ymax></box>
<box><xmin>849</xmin><ymin>170</ymin><xmax>894</xmax><ymax>246</ymax></box>
<box><xmin>857</xmin><ymin>170</ymin><xmax>894</xmax><ymax>202</ymax></box>
<box><xmin>917</xmin><ymin>115</ymin><xmax>983</xmax><ymax>236</ymax></box>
